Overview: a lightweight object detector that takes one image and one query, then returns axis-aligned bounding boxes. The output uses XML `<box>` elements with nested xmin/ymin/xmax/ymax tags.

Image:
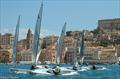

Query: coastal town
<box><xmin>1</xmin><ymin>0</ymin><xmax>120</xmax><ymax>78</ymax></box>
<box><xmin>0</xmin><ymin>18</ymin><xmax>120</xmax><ymax>64</ymax></box>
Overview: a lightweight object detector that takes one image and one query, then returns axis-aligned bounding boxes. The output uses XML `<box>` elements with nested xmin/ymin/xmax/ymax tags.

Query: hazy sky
<box><xmin>0</xmin><ymin>0</ymin><xmax>120</xmax><ymax>39</ymax></box>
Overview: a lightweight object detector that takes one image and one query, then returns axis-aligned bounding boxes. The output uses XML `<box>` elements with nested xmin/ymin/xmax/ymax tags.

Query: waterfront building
<box><xmin>39</xmin><ymin>49</ymin><xmax>46</xmax><ymax>64</ymax></box>
<box><xmin>0</xmin><ymin>47</ymin><xmax>12</xmax><ymax>63</ymax></box>
<box><xmin>17</xmin><ymin>49</ymin><xmax>33</xmax><ymax>64</ymax></box>
<box><xmin>66</xmin><ymin>31</ymin><xmax>82</xmax><ymax>39</ymax></box>
<box><xmin>83</xmin><ymin>46</ymin><xmax>97</xmax><ymax>64</ymax></box>
<box><xmin>84</xmin><ymin>31</ymin><xmax>94</xmax><ymax>41</ymax></box>
<box><xmin>41</xmin><ymin>35</ymin><xmax>58</xmax><ymax>49</ymax></box>
<box><xmin>64</xmin><ymin>36</ymin><xmax>77</xmax><ymax>47</ymax></box>
<box><xmin>45</xmin><ymin>44</ymin><xmax>57</xmax><ymax>64</ymax></box>
<box><xmin>63</xmin><ymin>36</ymin><xmax>78</xmax><ymax>64</ymax></box>
<box><xmin>64</xmin><ymin>47</ymin><xmax>77</xmax><ymax>64</ymax></box>
<box><xmin>0</xmin><ymin>33</ymin><xmax>13</xmax><ymax>49</ymax></box>
<box><xmin>98</xmin><ymin>18</ymin><xmax>120</xmax><ymax>32</ymax></box>
<box><xmin>0</xmin><ymin>33</ymin><xmax>13</xmax><ymax>63</ymax></box>
<box><xmin>84</xmin><ymin>46</ymin><xmax>118</xmax><ymax>64</ymax></box>
<box><xmin>17</xmin><ymin>39</ymin><xmax>27</xmax><ymax>51</ymax></box>
<box><xmin>100</xmin><ymin>46</ymin><xmax>118</xmax><ymax>63</ymax></box>
<box><xmin>116</xmin><ymin>45</ymin><xmax>120</xmax><ymax>57</ymax></box>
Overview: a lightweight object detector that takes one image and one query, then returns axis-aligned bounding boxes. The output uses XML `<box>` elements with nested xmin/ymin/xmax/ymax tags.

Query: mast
<box><xmin>13</xmin><ymin>16</ymin><xmax>20</xmax><ymax>65</ymax></box>
<box><xmin>32</xmin><ymin>3</ymin><xmax>43</xmax><ymax>65</ymax></box>
<box><xmin>56</xmin><ymin>22</ymin><xmax>66</xmax><ymax>65</ymax></box>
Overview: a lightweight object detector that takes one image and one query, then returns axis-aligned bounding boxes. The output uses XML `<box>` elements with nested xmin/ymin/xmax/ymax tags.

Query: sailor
<box><xmin>73</xmin><ymin>65</ymin><xmax>78</xmax><ymax>71</ymax></box>
<box><xmin>53</xmin><ymin>65</ymin><xmax>61</xmax><ymax>75</ymax></box>
<box><xmin>92</xmin><ymin>65</ymin><xmax>96</xmax><ymax>70</ymax></box>
<box><xmin>30</xmin><ymin>64</ymin><xmax>37</xmax><ymax>70</ymax></box>
<box><xmin>44</xmin><ymin>65</ymin><xmax>50</xmax><ymax>69</ymax></box>
<box><xmin>47</xmin><ymin>68</ymin><xmax>53</xmax><ymax>73</ymax></box>
<box><xmin>85</xmin><ymin>63</ymin><xmax>89</xmax><ymax>66</ymax></box>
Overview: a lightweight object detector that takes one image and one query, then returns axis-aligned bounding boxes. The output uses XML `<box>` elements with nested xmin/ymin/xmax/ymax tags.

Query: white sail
<box><xmin>12</xmin><ymin>16</ymin><xmax>20</xmax><ymax>66</ymax></box>
<box><xmin>32</xmin><ymin>3</ymin><xmax>43</xmax><ymax>65</ymax></box>
<box><xmin>56</xmin><ymin>22</ymin><xmax>66</xmax><ymax>65</ymax></box>
<box><xmin>80</xmin><ymin>56</ymin><xmax>84</xmax><ymax>65</ymax></box>
<box><xmin>74</xmin><ymin>50</ymin><xmax>78</xmax><ymax>65</ymax></box>
<box><xmin>32</xmin><ymin>4</ymin><xmax>43</xmax><ymax>64</ymax></box>
<box><xmin>35</xmin><ymin>49</ymin><xmax>41</xmax><ymax>65</ymax></box>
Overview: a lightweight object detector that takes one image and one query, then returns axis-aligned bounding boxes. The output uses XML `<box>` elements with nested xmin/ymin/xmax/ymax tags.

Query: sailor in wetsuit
<box><xmin>92</xmin><ymin>65</ymin><xmax>96</xmax><ymax>70</ymax></box>
<box><xmin>73</xmin><ymin>65</ymin><xmax>79</xmax><ymax>71</ymax></box>
<box><xmin>31</xmin><ymin>64</ymin><xmax>37</xmax><ymax>70</ymax></box>
<box><xmin>44</xmin><ymin>65</ymin><xmax>50</xmax><ymax>69</ymax></box>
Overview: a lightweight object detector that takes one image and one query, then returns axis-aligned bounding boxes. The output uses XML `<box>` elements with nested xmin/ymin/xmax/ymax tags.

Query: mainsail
<box><xmin>56</xmin><ymin>22</ymin><xmax>66</xmax><ymax>65</ymax></box>
<box><xmin>79</xmin><ymin>31</ymin><xmax>85</xmax><ymax>64</ymax></box>
<box><xmin>32</xmin><ymin>3</ymin><xmax>43</xmax><ymax>65</ymax></box>
<box><xmin>12</xmin><ymin>16</ymin><xmax>20</xmax><ymax>65</ymax></box>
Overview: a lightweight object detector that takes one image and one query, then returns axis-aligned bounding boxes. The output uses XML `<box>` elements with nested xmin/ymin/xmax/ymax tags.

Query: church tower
<box><xmin>26</xmin><ymin>28</ymin><xmax>33</xmax><ymax>49</ymax></box>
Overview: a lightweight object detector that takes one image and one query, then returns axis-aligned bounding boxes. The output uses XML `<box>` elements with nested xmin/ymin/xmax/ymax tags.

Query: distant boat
<box><xmin>56</xmin><ymin>22</ymin><xmax>66</xmax><ymax>65</ymax></box>
<box><xmin>10</xmin><ymin>16</ymin><xmax>20</xmax><ymax>72</ymax></box>
<box><xmin>79</xmin><ymin>31</ymin><xmax>85</xmax><ymax>65</ymax></box>
<box><xmin>47</xmin><ymin>22</ymin><xmax>78</xmax><ymax>75</ymax></box>
<box><xmin>72</xmin><ymin>31</ymin><xmax>85</xmax><ymax>70</ymax></box>
<box><xmin>10</xmin><ymin>3</ymin><xmax>44</xmax><ymax>73</ymax></box>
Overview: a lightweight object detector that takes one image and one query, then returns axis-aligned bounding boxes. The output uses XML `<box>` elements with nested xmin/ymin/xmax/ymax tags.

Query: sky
<box><xmin>0</xmin><ymin>0</ymin><xmax>120</xmax><ymax>39</ymax></box>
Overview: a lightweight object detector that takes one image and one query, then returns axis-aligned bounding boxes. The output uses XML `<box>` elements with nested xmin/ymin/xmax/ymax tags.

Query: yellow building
<box><xmin>45</xmin><ymin>44</ymin><xmax>57</xmax><ymax>64</ymax></box>
<box><xmin>39</xmin><ymin>49</ymin><xmax>46</xmax><ymax>64</ymax></box>
<box><xmin>84</xmin><ymin>46</ymin><xmax>118</xmax><ymax>64</ymax></box>
<box><xmin>0</xmin><ymin>48</ymin><xmax>13</xmax><ymax>63</ymax></box>
<box><xmin>63</xmin><ymin>36</ymin><xmax>77</xmax><ymax>64</ymax></box>
<box><xmin>17</xmin><ymin>49</ymin><xmax>33</xmax><ymax>64</ymax></box>
<box><xmin>100</xmin><ymin>46</ymin><xmax>117</xmax><ymax>61</ymax></box>
<box><xmin>98</xmin><ymin>18</ymin><xmax>120</xmax><ymax>33</ymax></box>
<box><xmin>0</xmin><ymin>33</ymin><xmax>13</xmax><ymax>49</ymax></box>
<box><xmin>42</xmin><ymin>35</ymin><xmax>58</xmax><ymax>48</ymax></box>
<box><xmin>64</xmin><ymin>47</ymin><xmax>77</xmax><ymax>64</ymax></box>
<box><xmin>116</xmin><ymin>45</ymin><xmax>120</xmax><ymax>57</ymax></box>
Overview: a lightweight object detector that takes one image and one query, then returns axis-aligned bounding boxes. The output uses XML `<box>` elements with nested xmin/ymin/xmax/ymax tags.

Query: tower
<box><xmin>26</xmin><ymin>28</ymin><xmax>33</xmax><ymax>49</ymax></box>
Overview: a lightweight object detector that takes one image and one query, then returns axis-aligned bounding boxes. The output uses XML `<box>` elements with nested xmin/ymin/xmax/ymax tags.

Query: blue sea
<box><xmin>0</xmin><ymin>64</ymin><xmax>120</xmax><ymax>79</ymax></box>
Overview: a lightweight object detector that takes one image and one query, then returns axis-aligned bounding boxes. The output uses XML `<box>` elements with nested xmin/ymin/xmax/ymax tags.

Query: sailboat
<box><xmin>78</xmin><ymin>31</ymin><xmax>106</xmax><ymax>71</ymax></box>
<box><xmin>13</xmin><ymin>16</ymin><xmax>20</xmax><ymax>66</ymax></box>
<box><xmin>79</xmin><ymin>31</ymin><xmax>85</xmax><ymax>65</ymax></box>
<box><xmin>10</xmin><ymin>3</ymin><xmax>44</xmax><ymax>73</ymax></box>
<box><xmin>10</xmin><ymin>16</ymin><xmax>34</xmax><ymax>74</ymax></box>
<box><xmin>51</xmin><ymin>22</ymin><xmax>66</xmax><ymax>75</ymax></box>
<box><xmin>31</xmin><ymin>23</ymin><xmax>67</xmax><ymax>74</ymax></box>
<box><xmin>30</xmin><ymin>3</ymin><xmax>43</xmax><ymax>69</ymax></box>
<box><xmin>56</xmin><ymin>22</ymin><xmax>66</xmax><ymax>65</ymax></box>
<box><xmin>72</xmin><ymin>31</ymin><xmax>85</xmax><ymax>71</ymax></box>
<box><xmin>45</xmin><ymin>23</ymin><xmax>78</xmax><ymax>75</ymax></box>
<box><xmin>30</xmin><ymin>22</ymin><xmax>78</xmax><ymax>75</ymax></box>
<box><xmin>10</xmin><ymin>16</ymin><xmax>22</xmax><ymax>72</ymax></box>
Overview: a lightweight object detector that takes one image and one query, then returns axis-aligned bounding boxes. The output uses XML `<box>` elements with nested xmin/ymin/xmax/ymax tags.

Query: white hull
<box><xmin>10</xmin><ymin>67</ymin><xmax>78</xmax><ymax>75</ymax></box>
<box><xmin>30</xmin><ymin>67</ymin><xmax>78</xmax><ymax>75</ymax></box>
<box><xmin>10</xmin><ymin>65</ymin><xmax>107</xmax><ymax>75</ymax></box>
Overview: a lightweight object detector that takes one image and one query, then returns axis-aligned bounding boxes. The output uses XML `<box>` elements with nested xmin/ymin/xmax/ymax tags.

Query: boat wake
<box><xmin>10</xmin><ymin>67</ymin><xmax>78</xmax><ymax>76</ymax></box>
<box><xmin>10</xmin><ymin>65</ymin><xmax>107</xmax><ymax>76</ymax></box>
<box><xmin>10</xmin><ymin>68</ymin><xmax>30</xmax><ymax>74</ymax></box>
<box><xmin>81</xmin><ymin>65</ymin><xmax>107</xmax><ymax>71</ymax></box>
<box><xmin>30</xmin><ymin>67</ymin><xmax>78</xmax><ymax>75</ymax></box>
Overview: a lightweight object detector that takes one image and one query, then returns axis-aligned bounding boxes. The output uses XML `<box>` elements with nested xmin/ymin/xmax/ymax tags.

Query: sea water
<box><xmin>0</xmin><ymin>64</ymin><xmax>120</xmax><ymax>79</ymax></box>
